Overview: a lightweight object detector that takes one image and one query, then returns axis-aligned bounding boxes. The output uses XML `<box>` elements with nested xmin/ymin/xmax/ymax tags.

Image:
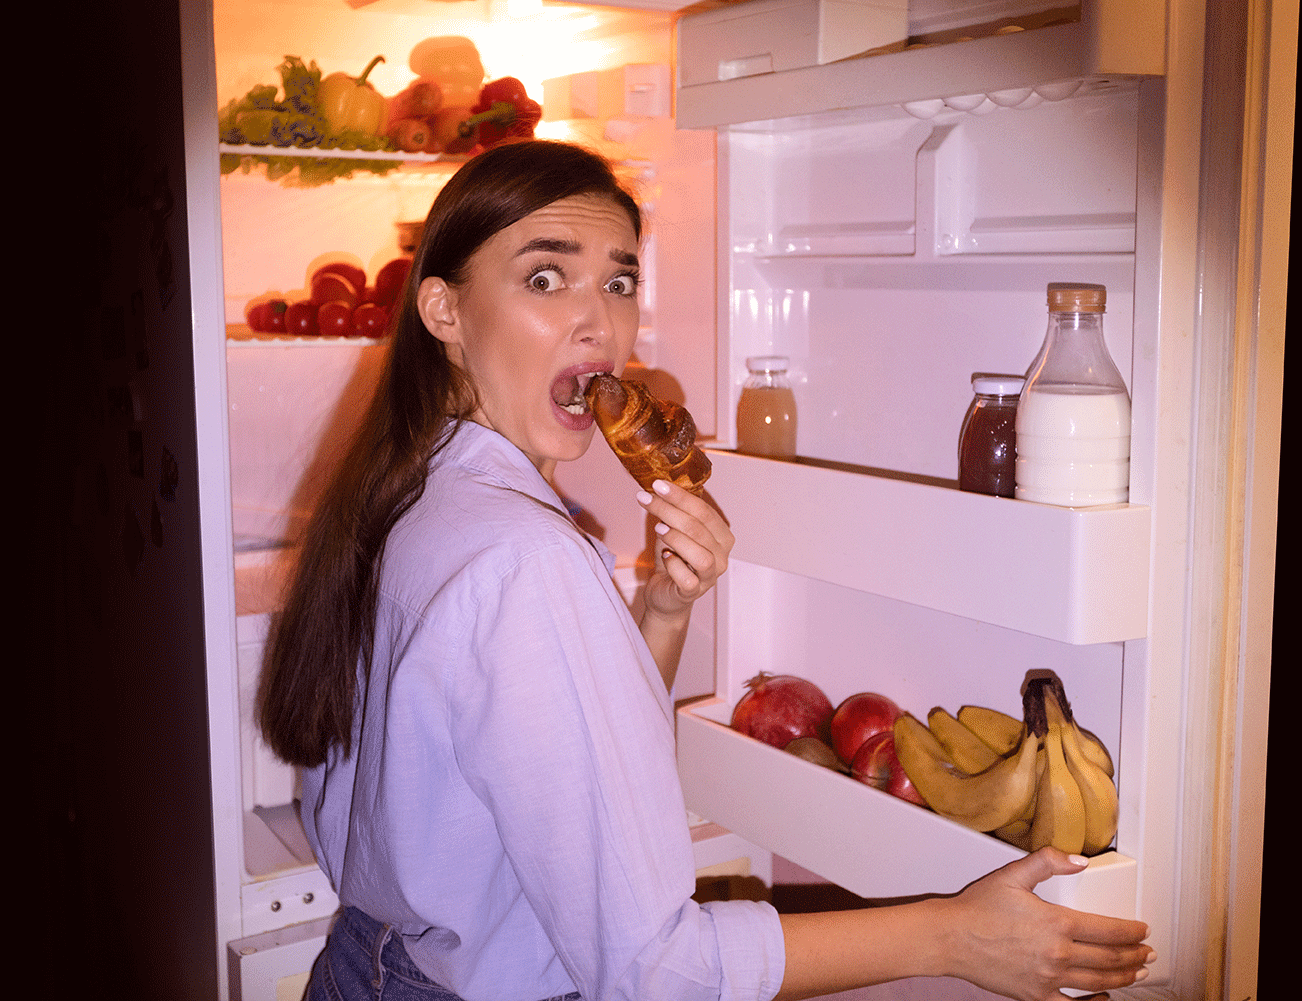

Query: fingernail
<box><xmin>1146</xmin><ymin>949</ymin><xmax>1157</xmax><ymax>964</ymax></box>
<box><xmin>636</xmin><ymin>490</ymin><xmax>653</xmax><ymax>506</ymax></box>
<box><xmin>1068</xmin><ymin>854</ymin><xmax>1089</xmax><ymax>867</ymax></box>
<box><xmin>654</xmin><ymin>522</ymin><xmax>669</xmax><ymax>535</ymax></box>
<box><xmin>1133</xmin><ymin>967</ymin><xmax>1149</xmax><ymax>982</ymax></box>
<box><xmin>652</xmin><ymin>479</ymin><xmax>671</xmax><ymax>495</ymax></box>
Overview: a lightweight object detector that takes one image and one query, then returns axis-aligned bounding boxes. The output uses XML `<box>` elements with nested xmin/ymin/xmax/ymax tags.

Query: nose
<box><xmin>574</xmin><ymin>286</ymin><xmax>620</xmax><ymax>347</ymax></box>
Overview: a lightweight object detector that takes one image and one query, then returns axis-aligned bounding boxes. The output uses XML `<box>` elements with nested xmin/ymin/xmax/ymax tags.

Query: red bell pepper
<box><xmin>458</xmin><ymin>77</ymin><xmax>542</xmax><ymax>149</ymax></box>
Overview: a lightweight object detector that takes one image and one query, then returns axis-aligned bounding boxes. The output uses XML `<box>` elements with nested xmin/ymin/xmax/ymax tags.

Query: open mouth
<box><xmin>551</xmin><ymin>370</ymin><xmax>601</xmax><ymax>416</ymax></box>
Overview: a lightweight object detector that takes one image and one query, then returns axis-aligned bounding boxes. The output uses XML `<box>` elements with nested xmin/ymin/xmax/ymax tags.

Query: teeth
<box><xmin>561</xmin><ymin>402</ymin><xmax>587</xmax><ymax>415</ymax></box>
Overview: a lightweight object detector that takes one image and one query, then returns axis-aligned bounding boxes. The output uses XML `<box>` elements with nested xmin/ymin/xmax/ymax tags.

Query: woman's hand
<box><xmin>937</xmin><ymin>847</ymin><xmax>1154</xmax><ymax>1000</ymax></box>
<box><xmin>634</xmin><ymin>480</ymin><xmax>733</xmax><ymax>690</ymax></box>
<box><xmin>637</xmin><ymin>479</ymin><xmax>734</xmax><ymax>618</ymax></box>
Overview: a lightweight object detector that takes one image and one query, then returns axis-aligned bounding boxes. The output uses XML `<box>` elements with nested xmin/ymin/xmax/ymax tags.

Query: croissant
<box><xmin>583</xmin><ymin>373</ymin><xmax>712</xmax><ymax>495</ymax></box>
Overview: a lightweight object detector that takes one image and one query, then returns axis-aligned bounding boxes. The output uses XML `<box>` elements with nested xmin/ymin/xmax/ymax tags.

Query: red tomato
<box><xmin>285</xmin><ymin>301</ymin><xmax>319</xmax><ymax>336</ymax></box>
<box><xmin>245</xmin><ymin>301</ymin><xmax>270</xmax><ymax>332</ymax></box>
<box><xmin>310</xmin><ymin>272</ymin><xmax>359</xmax><ymax>309</ymax></box>
<box><xmin>265</xmin><ymin>299</ymin><xmax>288</xmax><ymax>333</ymax></box>
<box><xmin>352</xmin><ymin>302</ymin><xmax>389</xmax><ymax>338</ymax></box>
<box><xmin>374</xmin><ymin>257</ymin><xmax>411</xmax><ymax>308</ymax></box>
<box><xmin>317</xmin><ymin>301</ymin><xmax>354</xmax><ymax>337</ymax></box>
<box><xmin>311</xmin><ymin>262</ymin><xmax>367</xmax><ymax>297</ymax></box>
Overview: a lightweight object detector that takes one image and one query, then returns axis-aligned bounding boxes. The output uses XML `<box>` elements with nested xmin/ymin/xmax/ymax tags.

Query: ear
<box><xmin>416</xmin><ymin>276</ymin><xmax>460</xmax><ymax>345</ymax></box>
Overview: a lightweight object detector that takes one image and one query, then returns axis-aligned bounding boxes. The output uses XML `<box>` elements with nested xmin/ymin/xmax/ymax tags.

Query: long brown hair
<box><xmin>259</xmin><ymin>140</ymin><xmax>643</xmax><ymax>767</ymax></box>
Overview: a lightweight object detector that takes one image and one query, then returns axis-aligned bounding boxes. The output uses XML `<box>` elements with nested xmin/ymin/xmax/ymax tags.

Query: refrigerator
<box><xmin>51</xmin><ymin>0</ymin><xmax>1291</xmax><ymax>999</ymax></box>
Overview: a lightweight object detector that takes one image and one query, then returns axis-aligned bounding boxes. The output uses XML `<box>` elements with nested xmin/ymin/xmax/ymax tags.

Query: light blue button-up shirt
<box><xmin>301</xmin><ymin>421</ymin><xmax>784</xmax><ymax>1001</ymax></box>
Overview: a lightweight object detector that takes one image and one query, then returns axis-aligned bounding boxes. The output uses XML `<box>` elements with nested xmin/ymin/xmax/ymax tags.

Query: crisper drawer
<box><xmin>677</xmin><ymin>697</ymin><xmax>1137</xmax><ymax>914</ymax></box>
<box><xmin>704</xmin><ymin>450</ymin><xmax>1150</xmax><ymax>645</ymax></box>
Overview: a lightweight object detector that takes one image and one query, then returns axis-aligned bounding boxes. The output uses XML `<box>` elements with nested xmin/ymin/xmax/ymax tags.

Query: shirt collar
<box><xmin>440</xmin><ymin>420</ymin><xmax>616</xmax><ymax>573</ymax></box>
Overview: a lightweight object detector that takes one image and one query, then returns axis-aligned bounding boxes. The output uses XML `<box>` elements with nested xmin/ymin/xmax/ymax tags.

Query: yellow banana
<box><xmin>1040</xmin><ymin>675</ymin><xmax>1115</xmax><ymax>779</ymax></box>
<box><xmin>1028</xmin><ymin>699</ymin><xmax>1087</xmax><ymax>855</ymax></box>
<box><xmin>1075</xmin><ymin>724</ymin><xmax>1115</xmax><ymax>779</ymax></box>
<box><xmin>956</xmin><ymin>704</ymin><xmax>1024</xmax><ymax>756</ymax></box>
<box><xmin>894</xmin><ymin>714</ymin><xmax>1040</xmax><ymax>833</ymax></box>
<box><xmin>927</xmin><ymin>707</ymin><xmax>1000</xmax><ymax>773</ymax></box>
<box><xmin>992</xmin><ymin>743</ymin><xmax>1047</xmax><ymax>850</ymax></box>
<box><xmin>1051</xmin><ymin>694</ymin><xmax>1119</xmax><ymax>854</ymax></box>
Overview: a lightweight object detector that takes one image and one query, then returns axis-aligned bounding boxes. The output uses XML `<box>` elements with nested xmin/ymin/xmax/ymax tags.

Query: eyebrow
<box><xmin>514</xmin><ymin>238</ymin><xmax>639</xmax><ymax>269</ymax></box>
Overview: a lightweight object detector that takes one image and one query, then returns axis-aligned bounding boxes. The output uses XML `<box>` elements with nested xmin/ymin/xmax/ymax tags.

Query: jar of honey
<box><xmin>958</xmin><ymin>374</ymin><xmax>1023</xmax><ymax>497</ymax></box>
<box><xmin>736</xmin><ymin>356</ymin><xmax>797</xmax><ymax>459</ymax></box>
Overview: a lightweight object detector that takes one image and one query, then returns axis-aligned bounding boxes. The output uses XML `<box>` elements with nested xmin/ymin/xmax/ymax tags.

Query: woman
<box><xmin>260</xmin><ymin>140</ymin><xmax>1153</xmax><ymax>1001</ymax></box>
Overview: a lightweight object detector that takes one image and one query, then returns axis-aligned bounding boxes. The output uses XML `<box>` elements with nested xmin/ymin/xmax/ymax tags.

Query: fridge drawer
<box><xmin>678</xmin><ymin>0</ymin><xmax>908</xmax><ymax>86</ymax></box>
<box><xmin>704</xmin><ymin>449</ymin><xmax>1150</xmax><ymax>645</ymax></box>
<box><xmin>677</xmin><ymin>697</ymin><xmax>1137</xmax><ymax>913</ymax></box>
<box><xmin>229</xmin><ymin>915</ymin><xmax>331</xmax><ymax>1001</ymax></box>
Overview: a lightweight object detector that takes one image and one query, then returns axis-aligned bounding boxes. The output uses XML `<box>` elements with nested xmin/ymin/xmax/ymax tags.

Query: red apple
<box><xmin>850</xmin><ymin>731</ymin><xmax>926</xmax><ymax>806</ymax></box>
<box><xmin>730</xmin><ymin>673</ymin><xmax>834</xmax><ymax>750</ymax></box>
<box><xmin>830</xmin><ymin>692</ymin><xmax>904</xmax><ymax>765</ymax></box>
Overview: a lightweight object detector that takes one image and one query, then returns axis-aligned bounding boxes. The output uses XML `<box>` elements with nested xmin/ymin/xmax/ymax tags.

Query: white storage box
<box><xmin>677</xmin><ymin>0</ymin><xmax>908</xmax><ymax>85</ymax></box>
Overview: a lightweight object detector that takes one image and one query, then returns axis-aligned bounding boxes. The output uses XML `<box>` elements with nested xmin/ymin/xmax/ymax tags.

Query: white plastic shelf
<box><xmin>676</xmin><ymin>3</ymin><xmax>1165</xmax><ymax>129</ymax></box>
<box><xmin>703</xmin><ymin>449</ymin><xmax>1150</xmax><ymax>644</ymax></box>
<box><xmin>677</xmin><ymin>696</ymin><xmax>1137</xmax><ymax>914</ymax></box>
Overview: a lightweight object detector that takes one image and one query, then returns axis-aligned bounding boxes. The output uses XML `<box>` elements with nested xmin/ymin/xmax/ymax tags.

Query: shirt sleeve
<box><xmin>447</xmin><ymin>530</ymin><xmax>785</xmax><ymax>1001</ymax></box>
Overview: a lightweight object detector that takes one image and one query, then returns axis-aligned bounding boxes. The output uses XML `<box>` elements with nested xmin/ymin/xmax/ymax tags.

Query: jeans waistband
<box><xmin>336</xmin><ymin>906</ymin><xmax>440</xmax><ymax>987</ymax></box>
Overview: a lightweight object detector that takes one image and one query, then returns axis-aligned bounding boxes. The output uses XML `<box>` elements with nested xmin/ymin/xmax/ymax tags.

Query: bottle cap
<box><xmin>745</xmin><ymin>355</ymin><xmax>789</xmax><ymax>372</ymax></box>
<box><xmin>971</xmin><ymin>374</ymin><xmax>1025</xmax><ymax>397</ymax></box>
<box><xmin>1047</xmin><ymin>283</ymin><xmax>1106</xmax><ymax>312</ymax></box>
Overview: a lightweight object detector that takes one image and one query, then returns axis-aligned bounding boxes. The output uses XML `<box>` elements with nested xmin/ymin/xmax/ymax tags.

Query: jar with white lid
<box><xmin>958</xmin><ymin>374</ymin><xmax>1024</xmax><ymax>497</ymax></box>
<box><xmin>736</xmin><ymin>356</ymin><xmax>797</xmax><ymax>459</ymax></box>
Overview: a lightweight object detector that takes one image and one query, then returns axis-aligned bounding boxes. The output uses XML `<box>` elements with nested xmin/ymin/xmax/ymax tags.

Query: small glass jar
<box><xmin>736</xmin><ymin>356</ymin><xmax>797</xmax><ymax>459</ymax></box>
<box><xmin>958</xmin><ymin>374</ymin><xmax>1024</xmax><ymax>497</ymax></box>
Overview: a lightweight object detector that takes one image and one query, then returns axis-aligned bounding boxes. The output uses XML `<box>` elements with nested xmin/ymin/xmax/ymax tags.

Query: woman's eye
<box><xmin>528</xmin><ymin>268</ymin><xmax>563</xmax><ymax>292</ymax></box>
<box><xmin>606</xmin><ymin>273</ymin><xmax>640</xmax><ymax>296</ymax></box>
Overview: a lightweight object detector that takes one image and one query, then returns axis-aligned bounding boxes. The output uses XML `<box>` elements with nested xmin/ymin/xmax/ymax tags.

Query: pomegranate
<box><xmin>850</xmin><ymin>731</ymin><xmax>926</xmax><ymax>806</ymax></box>
<box><xmin>730</xmin><ymin>673</ymin><xmax>834</xmax><ymax>750</ymax></box>
<box><xmin>830</xmin><ymin>691</ymin><xmax>904</xmax><ymax>765</ymax></box>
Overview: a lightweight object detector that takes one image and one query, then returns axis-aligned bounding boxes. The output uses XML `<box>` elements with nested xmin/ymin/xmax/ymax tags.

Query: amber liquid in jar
<box><xmin>958</xmin><ymin>375</ymin><xmax>1023</xmax><ymax>497</ymax></box>
<box><xmin>736</xmin><ymin>357</ymin><xmax>797</xmax><ymax>459</ymax></box>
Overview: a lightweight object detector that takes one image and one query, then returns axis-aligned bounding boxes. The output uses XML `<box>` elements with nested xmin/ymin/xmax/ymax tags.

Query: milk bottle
<box><xmin>1015</xmin><ymin>284</ymin><xmax>1131</xmax><ymax>507</ymax></box>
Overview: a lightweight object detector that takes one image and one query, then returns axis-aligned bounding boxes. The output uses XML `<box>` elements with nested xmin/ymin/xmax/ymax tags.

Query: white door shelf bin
<box><xmin>676</xmin><ymin>696</ymin><xmax>1137</xmax><ymax>915</ymax></box>
<box><xmin>703</xmin><ymin>449</ymin><xmax>1150</xmax><ymax>645</ymax></box>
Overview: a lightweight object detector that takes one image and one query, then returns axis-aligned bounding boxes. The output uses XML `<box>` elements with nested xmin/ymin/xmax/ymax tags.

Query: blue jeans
<box><xmin>305</xmin><ymin>906</ymin><xmax>582</xmax><ymax>1001</ymax></box>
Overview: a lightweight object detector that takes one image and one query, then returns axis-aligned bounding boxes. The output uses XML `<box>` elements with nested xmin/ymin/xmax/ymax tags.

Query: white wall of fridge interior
<box><xmin>668</xmin><ymin>1</ymin><xmax>1282</xmax><ymax>996</ymax></box>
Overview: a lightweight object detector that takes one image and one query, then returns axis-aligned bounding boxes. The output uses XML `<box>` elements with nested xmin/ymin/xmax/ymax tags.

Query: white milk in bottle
<box><xmin>1015</xmin><ymin>284</ymin><xmax>1131</xmax><ymax>506</ymax></box>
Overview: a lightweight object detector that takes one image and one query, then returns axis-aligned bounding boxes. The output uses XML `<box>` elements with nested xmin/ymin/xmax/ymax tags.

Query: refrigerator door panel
<box><xmin>705</xmin><ymin>450</ymin><xmax>1150</xmax><ymax>644</ymax></box>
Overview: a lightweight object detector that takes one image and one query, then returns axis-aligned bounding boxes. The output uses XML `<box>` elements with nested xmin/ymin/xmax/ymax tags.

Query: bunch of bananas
<box><xmin>892</xmin><ymin>676</ymin><xmax>1118</xmax><ymax>856</ymax></box>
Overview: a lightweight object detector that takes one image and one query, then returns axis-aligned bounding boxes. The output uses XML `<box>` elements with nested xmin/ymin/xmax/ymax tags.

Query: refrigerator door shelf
<box><xmin>676</xmin><ymin>2</ymin><xmax>1165</xmax><ymax>128</ymax></box>
<box><xmin>677</xmin><ymin>697</ymin><xmax>1136</xmax><ymax>914</ymax></box>
<box><xmin>704</xmin><ymin>449</ymin><xmax>1150</xmax><ymax>645</ymax></box>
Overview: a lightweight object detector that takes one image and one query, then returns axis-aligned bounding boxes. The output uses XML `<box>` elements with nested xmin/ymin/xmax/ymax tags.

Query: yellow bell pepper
<box><xmin>318</xmin><ymin>55</ymin><xmax>387</xmax><ymax>136</ymax></box>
